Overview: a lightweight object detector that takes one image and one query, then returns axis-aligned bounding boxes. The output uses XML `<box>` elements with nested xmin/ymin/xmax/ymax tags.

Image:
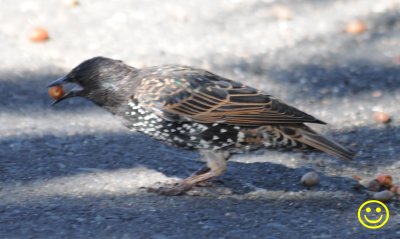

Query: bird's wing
<box><xmin>134</xmin><ymin>67</ymin><xmax>325</xmax><ymax>126</ymax></box>
<box><xmin>277</xmin><ymin>125</ymin><xmax>355</xmax><ymax>160</ymax></box>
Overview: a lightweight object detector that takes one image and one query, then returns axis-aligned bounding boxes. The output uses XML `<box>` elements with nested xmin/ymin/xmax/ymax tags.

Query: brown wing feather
<box><xmin>278</xmin><ymin>125</ymin><xmax>355</xmax><ymax>160</ymax></box>
<box><xmin>135</xmin><ymin>66</ymin><xmax>325</xmax><ymax>126</ymax></box>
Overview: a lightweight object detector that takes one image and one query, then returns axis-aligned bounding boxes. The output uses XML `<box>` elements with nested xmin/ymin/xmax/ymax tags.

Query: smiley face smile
<box><xmin>364</xmin><ymin>214</ymin><xmax>383</xmax><ymax>224</ymax></box>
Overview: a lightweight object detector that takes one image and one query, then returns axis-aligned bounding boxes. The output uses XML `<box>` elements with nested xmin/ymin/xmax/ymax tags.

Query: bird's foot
<box><xmin>148</xmin><ymin>151</ymin><xmax>229</xmax><ymax>196</ymax></box>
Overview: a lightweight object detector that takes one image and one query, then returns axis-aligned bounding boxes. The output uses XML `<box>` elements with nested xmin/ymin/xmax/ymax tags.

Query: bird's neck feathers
<box><xmin>84</xmin><ymin>68</ymin><xmax>139</xmax><ymax>114</ymax></box>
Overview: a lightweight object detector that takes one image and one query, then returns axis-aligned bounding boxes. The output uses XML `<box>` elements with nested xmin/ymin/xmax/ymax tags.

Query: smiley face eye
<box><xmin>366</xmin><ymin>207</ymin><xmax>371</xmax><ymax>213</ymax></box>
<box><xmin>376</xmin><ymin>207</ymin><xmax>381</xmax><ymax>213</ymax></box>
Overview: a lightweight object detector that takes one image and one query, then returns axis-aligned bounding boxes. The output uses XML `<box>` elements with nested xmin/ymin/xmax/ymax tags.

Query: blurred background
<box><xmin>1</xmin><ymin>0</ymin><xmax>400</xmax><ymax>238</ymax></box>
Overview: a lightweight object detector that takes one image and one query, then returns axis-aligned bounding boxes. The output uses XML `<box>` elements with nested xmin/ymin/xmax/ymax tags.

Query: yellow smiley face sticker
<box><xmin>358</xmin><ymin>200</ymin><xmax>390</xmax><ymax>229</ymax></box>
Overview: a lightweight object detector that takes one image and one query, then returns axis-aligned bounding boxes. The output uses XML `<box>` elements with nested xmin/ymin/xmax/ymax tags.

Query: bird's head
<box><xmin>48</xmin><ymin>56</ymin><xmax>137</xmax><ymax>110</ymax></box>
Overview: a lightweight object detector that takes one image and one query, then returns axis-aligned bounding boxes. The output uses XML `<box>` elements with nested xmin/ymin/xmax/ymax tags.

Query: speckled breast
<box><xmin>119</xmin><ymin>101</ymin><xmax>258</xmax><ymax>151</ymax></box>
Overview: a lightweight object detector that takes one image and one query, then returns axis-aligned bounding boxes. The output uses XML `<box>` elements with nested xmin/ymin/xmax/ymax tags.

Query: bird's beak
<box><xmin>48</xmin><ymin>76</ymin><xmax>83</xmax><ymax>105</ymax></box>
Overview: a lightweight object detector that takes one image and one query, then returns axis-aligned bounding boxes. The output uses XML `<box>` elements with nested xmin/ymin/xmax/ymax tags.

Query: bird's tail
<box><xmin>279</xmin><ymin>125</ymin><xmax>356</xmax><ymax>160</ymax></box>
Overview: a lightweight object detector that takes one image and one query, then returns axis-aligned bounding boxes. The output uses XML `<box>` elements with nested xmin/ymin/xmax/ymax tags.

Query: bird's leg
<box><xmin>180</xmin><ymin>151</ymin><xmax>228</xmax><ymax>188</ymax></box>
<box><xmin>150</xmin><ymin>150</ymin><xmax>230</xmax><ymax>196</ymax></box>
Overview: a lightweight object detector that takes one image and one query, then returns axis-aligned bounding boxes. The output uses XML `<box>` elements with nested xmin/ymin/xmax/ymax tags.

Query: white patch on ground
<box><xmin>0</xmin><ymin>167</ymin><xmax>179</xmax><ymax>204</ymax></box>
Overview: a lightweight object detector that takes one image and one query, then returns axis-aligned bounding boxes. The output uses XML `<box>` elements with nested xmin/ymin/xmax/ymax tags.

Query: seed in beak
<box><xmin>48</xmin><ymin>85</ymin><xmax>65</xmax><ymax>100</ymax></box>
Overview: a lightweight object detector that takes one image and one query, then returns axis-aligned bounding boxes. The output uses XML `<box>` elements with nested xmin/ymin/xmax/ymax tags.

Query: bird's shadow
<box><xmin>0</xmin><ymin>127</ymin><xmax>386</xmax><ymax>196</ymax></box>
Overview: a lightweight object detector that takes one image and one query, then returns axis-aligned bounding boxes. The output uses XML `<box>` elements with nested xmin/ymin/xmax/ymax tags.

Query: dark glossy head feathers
<box><xmin>67</xmin><ymin>57</ymin><xmax>133</xmax><ymax>89</ymax></box>
<box><xmin>49</xmin><ymin>56</ymin><xmax>138</xmax><ymax>111</ymax></box>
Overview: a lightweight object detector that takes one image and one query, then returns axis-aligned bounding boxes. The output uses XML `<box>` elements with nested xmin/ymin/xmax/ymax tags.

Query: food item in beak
<box><xmin>48</xmin><ymin>85</ymin><xmax>65</xmax><ymax>100</ymax></box>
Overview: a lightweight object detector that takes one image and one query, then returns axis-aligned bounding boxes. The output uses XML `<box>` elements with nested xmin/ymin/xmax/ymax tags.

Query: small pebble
<box><xmin>366</xmin><ymin>179</ymin><xmax>381</xmax><ymax>192</ymax></box>
<box><xmin>301</xmin><ymin>172</ymin><xmax>319</xmax><ymax>186</ymax></box>
<box><xmin>373</xmin><ymin>111</ymin><xmax>391</xmax><ymax>124</ymax></box>
<box><xmin>345</xmin><ymin>20</ymin><xmax>367</xmax><ymax>35</ymax></box>
<box><xmin>372</xmin><ymin>190</ymin><xmax>393</xmax><ymax>202</ymax></box>
<box><xmin>29</xmin><ymin>27</ymin><xmax>49</xmax><ymax>42</ymax></box>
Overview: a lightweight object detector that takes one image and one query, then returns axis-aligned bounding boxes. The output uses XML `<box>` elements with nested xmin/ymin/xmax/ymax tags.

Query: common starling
<box><xmin>48</xmin><ymin>56</ymin><xmax>355</xmax><ymax>195</ymax></box>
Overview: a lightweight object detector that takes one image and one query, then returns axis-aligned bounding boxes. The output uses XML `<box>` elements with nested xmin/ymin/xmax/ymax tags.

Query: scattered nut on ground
<box><xmin>376</xmin><ymin>174</ymin><xmax>393</xmax><ymax>187</ymax></box>
<box><xmin>345</xmin><ymin>20</ymin><xmax>367</xmax><ymax>35</ymax></box>
<box><xmin>29</xmin><ymin>27</ymin><xmax>49</xmax><ymax>42</ymax></box>
<box><xmin>64</xmin><ymin>0</ymin><xmax>79</xmax><ymax>7</ymax></box>
<box><xmin>373</xmin><ymin>111</ymin><xmax>391</xmax><ymax>124</ymax></box>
